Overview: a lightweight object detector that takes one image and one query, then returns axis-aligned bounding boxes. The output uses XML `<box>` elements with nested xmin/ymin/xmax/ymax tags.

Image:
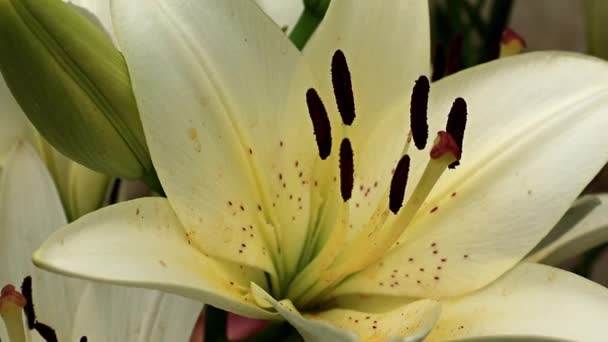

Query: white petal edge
<box><xmin>425</xmin><ymin>263</ymin><xmax>608</xmax><ymax>341</ymax></box>
<box><xmin>526</xmin><ymin>193</ymin><xmax>608</xmax><ymax>265</ymax></box>
<box><xmin>34</xmin><ymin>197</ymin><xmax>277</xmax><ymax>320</ymax></box>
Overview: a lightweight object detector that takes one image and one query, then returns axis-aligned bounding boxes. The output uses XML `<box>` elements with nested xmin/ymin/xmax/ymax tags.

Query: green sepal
<box><xmin>0</xmin><ymin>0</ymin><xmax>153</xmax><ymax>179</ymax></box>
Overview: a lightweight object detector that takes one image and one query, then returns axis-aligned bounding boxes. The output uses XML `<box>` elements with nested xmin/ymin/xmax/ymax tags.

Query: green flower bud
<box><xmin>0</xmin><ymin>0</ymin><xmax>153</xmax><ymax>180</ymax></box>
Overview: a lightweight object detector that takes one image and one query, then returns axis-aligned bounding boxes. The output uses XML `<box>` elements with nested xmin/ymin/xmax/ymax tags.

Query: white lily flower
<box><xmin>0</xmin><ymin>142</ymin><xmax>201</xmax><ymax>342</ymax></box>
<box><xmin>34</xmin><ymin>0</ymin><xmax>608</xmax><ymax>341</ymax></box>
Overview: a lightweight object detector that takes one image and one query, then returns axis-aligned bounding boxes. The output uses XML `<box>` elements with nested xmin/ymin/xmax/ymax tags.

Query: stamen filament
<box><xmin>287</xmin><ymin>201</ymin><xmax>350</xmax><ymax>303</ymax></box>
<box><xmin>1</xmin><ymin>285</ymin><xmax>29</xmax><ymax>342</ymax></box>
<box><xmin>296</xmin><ymin>133</ymin><xmax>460</xmax><ymax>307</ymax></box>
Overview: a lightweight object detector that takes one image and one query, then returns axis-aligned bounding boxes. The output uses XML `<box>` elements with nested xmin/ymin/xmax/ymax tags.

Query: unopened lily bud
<box><xmin>0</xmin><ymin>0</ymin><xmax>153</xmax><ymax>180</ymax></box>
<box><xmin>499</xmin><ymin>28</ymin><xmax>526</xmax><ymax>58</ymax></box>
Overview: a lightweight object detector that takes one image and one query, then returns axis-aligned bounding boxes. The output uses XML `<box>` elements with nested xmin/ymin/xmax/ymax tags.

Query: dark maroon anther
<box><xmin>21</xmin><ymin>276</ymin><xmax>35</xmax><ymax>329</ymax></box>
<box><xmin>332</xmin><ymin>50</ymin><xmax>356</xmax><ymax>126</ymax></box>
<box><xmin>306</xmin><ymin>88</ymin><xmax>332</xmax><ymax>159</ymax></box>
<box><xmin>445</xmin><ymin>98</ymin><xmax>467</xmax><ymax>168</ymax></box>
<box><xmin>410</xmin><ymin>76</ymin><xmax>430</xmax><ymax>150</ymax></box>
<box><xmin>389</xmin><ymin>155</ymin><xmax>411</xmax><ymax>214</ymax></box>
<box><xmin>34</xmin><ymin>322</ymin><xmax>58</xmax><ymax>342</ymax></box>
<box><xmin>339</xmin><ymin>138</ymin><xmax>354</xmax><ymax>201</ymax></box>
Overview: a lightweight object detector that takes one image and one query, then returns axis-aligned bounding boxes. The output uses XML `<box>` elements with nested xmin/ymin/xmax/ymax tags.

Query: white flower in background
<box><xmin>34</xmin><ymin>0</ymin><xmax>608</xmax><ymax>341</ymax></box>
<box><xmin>0</xmin><ymin>142</ymin><xmax>201</xmax><ymax>342</ymax></box>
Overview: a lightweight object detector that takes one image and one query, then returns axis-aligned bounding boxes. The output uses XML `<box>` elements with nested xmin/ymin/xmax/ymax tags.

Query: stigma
<box><xmin>1</xmin><ymin>284</ymin><xmax>28</xmax><ymax>342</ymax></box>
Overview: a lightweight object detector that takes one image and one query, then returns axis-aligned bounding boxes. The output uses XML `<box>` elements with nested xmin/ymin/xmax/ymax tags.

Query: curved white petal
<box><xmin>34</xmin><ymin>197</ymin><xmax>276</xmax><ymax>319</ymax></box>
<box><xmin>526</xmin><ymin>193</ymin><xmax>608</xmax><ymax>265</ymax></box>
<box><xmin>71</xmin><ymin>284</ymin><xmax>201</xmax><ymax>342</ymax></box>
<box><xmin>111</xmin><ymin>0</ymin><xmax>318</xmax><ymax>276</ymax></box>
<box><xmin>303</xmin><ymin>1</ymin><xmax>430</xmax><ymax>237</ymax></box>
<box><xmin>332</xmin><ymin>52</ymin><xmax>608</xmax><ymax>299</ymax></box>
<box><xmin>425</xmin><ymin>263</ymin><xmax>608</xmax><ymax>341</ymax></box>
<box><xmin>0</xmin><ymin>141</ymin><xmax>83</xmax><ymax>341</ymax></box>
<box><xmin>252</xmin><ymin>284</ymin><xmax>439</xmax><ymax>342</ymax></box>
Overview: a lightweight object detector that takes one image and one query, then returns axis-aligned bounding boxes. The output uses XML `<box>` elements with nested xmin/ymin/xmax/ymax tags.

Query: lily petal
<box><xmin>526</xmin><ymin>193</ymin><xmax>608</xmax><ymax>265</ymax></box>
<box><xmin>111</xmin><ymin>0</ymin><xmax>318</xmax><ymax>277</ymax></box>
<box><xmin>425</xmin><ymin>263</ymin><xmax>608</xmax><ymax>341</ymax></box>
<box><xmin>332</xmin><ymin>52</ymin><xmax>608</xmax><ymax>299</ymax></box>
<box><xmin>303</xmin><ymin>0</ymin><xmax>431</xmax><ymax>235</ymax></box>
<box><xmin>0</xmin><ymin>141</ymin><xmax>82</xmax><ymax>341</ymax></box>
<box><xmin>34</xmin><ymin>197</ymin><xmax>276</xmax><ymax>319</ymax></box>
<box><xmin>71</xmin><ymin>283</ymin><xmax>202</xmax><ymax>341</ymax></box>
<box><xmin>252</xmin><ymin>284</ymin><xmax>439</xmax><ymax>342</ymax></box>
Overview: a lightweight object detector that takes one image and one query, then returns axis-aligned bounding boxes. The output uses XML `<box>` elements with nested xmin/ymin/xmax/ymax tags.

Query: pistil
<box><xmin>1</xmin><ymin>284</ymin><xmax>28</xmax><ymax>342</ymax></box>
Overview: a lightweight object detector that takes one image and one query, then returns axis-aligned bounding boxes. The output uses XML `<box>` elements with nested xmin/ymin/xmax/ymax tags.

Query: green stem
<box><xmin>204</xmin><ymin>306</ymin><xmax>227</xmax><ymax>342</ymax></box>
<box><xmin>289</xmin><ymin>8</ymin><xmax>322</xmax><ymax>50</ymax></box>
